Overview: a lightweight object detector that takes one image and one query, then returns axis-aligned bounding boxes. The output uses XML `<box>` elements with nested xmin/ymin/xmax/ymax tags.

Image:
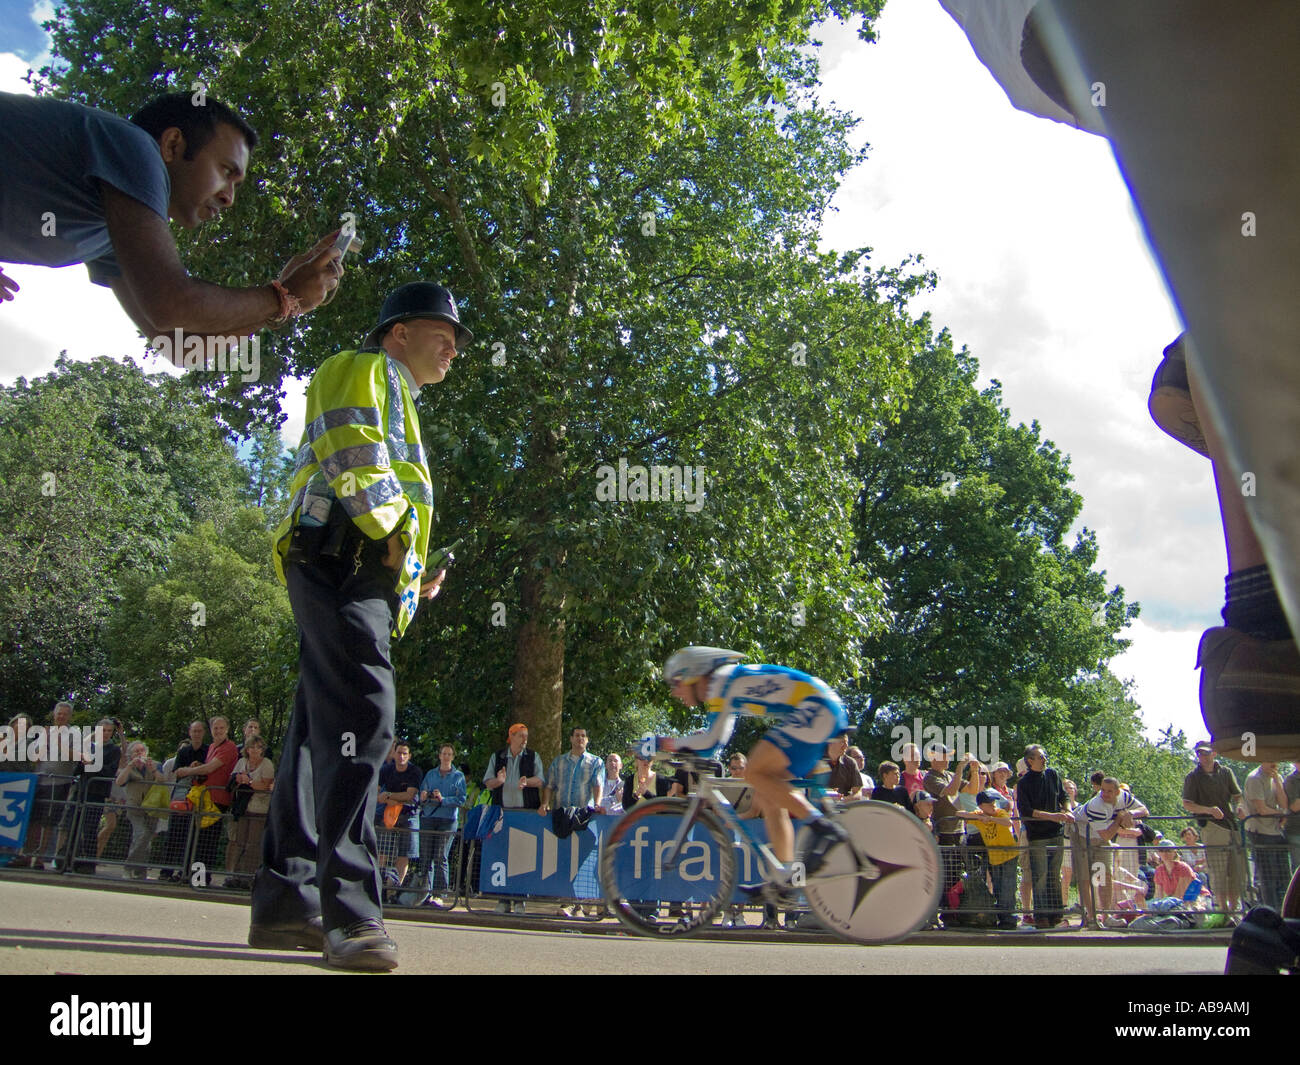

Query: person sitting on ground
<box><xmin>1152</xmin><ymin>840</ymin><xmax>1199</xmax><ymax>903</ymax></box>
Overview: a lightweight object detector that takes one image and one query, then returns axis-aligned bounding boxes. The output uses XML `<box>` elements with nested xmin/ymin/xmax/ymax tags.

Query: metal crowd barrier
<box><xmin>928</xmin><ymin>813</ymin><xmax>1288</xmax><ymax>930</ymax></box>
<box><xmin>376</xmin><ymin>819</ymin><xmax>468</xmax><ymax>907</ymax></box>
<box><xmin>1240</xmin><ymin>812</ymin><xmax>1295</xmax><ymax>912</ymax></box>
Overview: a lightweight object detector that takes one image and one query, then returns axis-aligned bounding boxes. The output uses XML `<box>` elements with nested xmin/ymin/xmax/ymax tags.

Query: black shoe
<box><xmin>248</xmin><ymin>915</ymin><xmax>325</xmax><ymax>951</ymax></box>
<box><xmin>800</xmin><ymin>817</ymin><xmax>851</xmax><ymax>878</ymax></box>
<box><xmin>323</xmin><ymin>919</ymin><xmax>399</xmax><ymax>971</ymax></box>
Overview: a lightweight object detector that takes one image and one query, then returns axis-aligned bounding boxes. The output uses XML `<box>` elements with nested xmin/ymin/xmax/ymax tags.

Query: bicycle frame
<box><xmin>657</xmin><ymin>767</ymin><xmax>881</xmax><ymax>891</ymax></box>
<box><xmin>658</xmin><ymin>774</ymin><xmax>785</xmax><ymax>887</ymax></box>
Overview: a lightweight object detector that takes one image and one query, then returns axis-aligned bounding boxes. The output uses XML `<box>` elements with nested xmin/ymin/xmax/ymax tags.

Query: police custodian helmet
<box><xmin>363</xmin><ymin>282</ymin><xmax>474</xmax><ymax>351</ymax></box>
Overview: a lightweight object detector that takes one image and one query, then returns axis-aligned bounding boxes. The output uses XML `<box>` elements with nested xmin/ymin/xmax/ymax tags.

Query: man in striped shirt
<box><xmin>540</xmin><ymin>728</ymin><xmax>605</xmax><ymax>815</ymax></box>
<box><xmin>1075</xmin><ymin>777</ymin><xmax>1150</xmax><ymax>925</ymax></box>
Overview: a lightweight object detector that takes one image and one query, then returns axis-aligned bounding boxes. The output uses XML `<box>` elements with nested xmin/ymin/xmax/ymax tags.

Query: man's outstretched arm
<box><xmin>103</xmin><ymin>183</ymin><xmax>340</xmax><ymax>336</ymax></box>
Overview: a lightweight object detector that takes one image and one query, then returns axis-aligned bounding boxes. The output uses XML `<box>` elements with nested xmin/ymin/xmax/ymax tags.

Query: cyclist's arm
<box><xmin>666</xmin><ymin>708</ymin><xmax>736</xmax><ymax>755</ymax></box>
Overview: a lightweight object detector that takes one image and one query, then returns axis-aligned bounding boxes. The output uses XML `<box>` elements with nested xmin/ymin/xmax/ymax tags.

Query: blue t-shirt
<box><xmin>0</xmin><ymin>91</ymin><xmax>171</xmax><ymax>286</ymax></box>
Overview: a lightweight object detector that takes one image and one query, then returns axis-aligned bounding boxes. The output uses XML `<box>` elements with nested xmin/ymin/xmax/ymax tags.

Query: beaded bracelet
<box><xmin>269</xmin><ymin>279</ymin><xmax>303</xmax><ymax>326</ymax></box>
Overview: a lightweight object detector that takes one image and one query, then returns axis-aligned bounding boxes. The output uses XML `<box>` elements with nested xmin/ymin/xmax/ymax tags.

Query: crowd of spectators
<box><xmin>6</xmin><ymin>703</ymin><xmax>1298</xmax><ymax>934</ymax></box>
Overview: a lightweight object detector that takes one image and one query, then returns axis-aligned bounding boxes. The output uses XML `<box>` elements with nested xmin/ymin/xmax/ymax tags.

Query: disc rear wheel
<box><xmin>800</xmin><ymin>801</ymin><xmax>944</xmax><ymax>944</ymax></box>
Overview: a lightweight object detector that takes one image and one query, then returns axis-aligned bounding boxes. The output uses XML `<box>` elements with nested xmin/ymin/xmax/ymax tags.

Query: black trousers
<box><xmin>253</xmin><ymin>551</ymin><xmax>398</xmax><ymax>933</ymax></box>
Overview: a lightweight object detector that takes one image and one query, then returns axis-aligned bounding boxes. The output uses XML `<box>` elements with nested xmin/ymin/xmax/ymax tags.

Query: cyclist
<box><xmin>655</xmin><ymin>646</ymin><xmax>852</xmax><ymax>895</ymax></box>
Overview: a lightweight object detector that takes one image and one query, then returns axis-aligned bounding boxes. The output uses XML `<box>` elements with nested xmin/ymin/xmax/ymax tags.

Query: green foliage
<box><xmin>37</xmin><ymin>0</ymin><xmax>885</xmax><ymax>432</ymax></box>
<box><xmin>239</xmin><ymin>425</ymin><xmax>294</xmax><ymax>521</ymax></box>
<box><xmin>0</xmin><ymin>356</ymin><xmax>246</xmax><ymax>715</ymax></box>
<box><xmin>1051</xmin><ymin>670</ymin><xmax>1194</xmax><ymax>820</ymax></box>
<box><xmin>103</xmin><ymin>519</ymin><xmax>296</xmax><ymax>750</ymax></box>
<box><xmin>853</xmin><ymin>329</ymin><xmax>1139</xmax><ymax>744</ymax></box>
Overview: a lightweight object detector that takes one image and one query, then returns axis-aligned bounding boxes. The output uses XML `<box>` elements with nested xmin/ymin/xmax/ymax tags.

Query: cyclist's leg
<box><xmin>745</xmin><ymin>739</ymin><xmax>809</xmax><ymax>865</ymax></box>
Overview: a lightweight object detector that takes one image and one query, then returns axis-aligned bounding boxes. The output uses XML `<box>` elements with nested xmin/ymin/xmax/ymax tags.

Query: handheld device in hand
<box><xmin>332</xmin><ymin>229</ymin><xmax>362</xmax><ymax>257</ymax></box>
<box><xmin>426</xmin><ymin>538</ymin><xmax>463</xmax><ymax>574</ymax></box>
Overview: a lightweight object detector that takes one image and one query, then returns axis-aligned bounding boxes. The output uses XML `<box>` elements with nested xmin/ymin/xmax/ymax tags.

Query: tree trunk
<box><xmin>512</xmin><ymin>567</ymin><xmax>565</xmax><ymax>764</ymax></box>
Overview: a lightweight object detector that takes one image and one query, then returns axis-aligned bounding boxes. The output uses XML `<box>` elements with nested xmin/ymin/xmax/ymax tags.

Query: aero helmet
<box><xmin>663</xmin><ymin>646</ymin><xmax>746</xmax><ymax>685</ymax></box>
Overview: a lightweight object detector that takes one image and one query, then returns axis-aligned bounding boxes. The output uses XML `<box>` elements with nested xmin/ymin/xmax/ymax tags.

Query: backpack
<box><xmin>943</xmin><ymin>868</ymin><xmax>997</xmax><ymax>928</ymax></box>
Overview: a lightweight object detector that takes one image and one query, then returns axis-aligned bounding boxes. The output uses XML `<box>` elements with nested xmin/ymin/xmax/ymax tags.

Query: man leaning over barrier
<box><xmin>0</xmin><ymin>92</ymin><xmax>341</xmax><ymax>340</ymax></box>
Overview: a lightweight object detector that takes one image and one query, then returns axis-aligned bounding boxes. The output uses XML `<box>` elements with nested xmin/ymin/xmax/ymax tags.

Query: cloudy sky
<box><xmin>0</xmin><ymin>1</ymin><xmax>1220</xmax><ymax>743</ymax></box>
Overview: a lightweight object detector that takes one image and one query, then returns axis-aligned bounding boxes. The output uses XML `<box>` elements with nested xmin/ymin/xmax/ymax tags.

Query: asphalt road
<box><xmin>0</xmin><ymin>878</ymin><xmax>1228</xmax><ymax>975</ymax></box>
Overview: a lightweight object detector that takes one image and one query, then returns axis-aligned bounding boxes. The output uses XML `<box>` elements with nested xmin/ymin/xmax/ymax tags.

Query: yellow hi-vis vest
<box><xmin>273</xmin><ymin>349</ymin><xmax>434</xmax><ymax>637</ymax></box>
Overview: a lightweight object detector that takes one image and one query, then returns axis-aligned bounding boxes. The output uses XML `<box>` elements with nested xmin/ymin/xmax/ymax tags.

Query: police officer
<box><xmin>249</xmin><ymin>282</ymin><xmax>471</xmax><ymax>971</ymax></box>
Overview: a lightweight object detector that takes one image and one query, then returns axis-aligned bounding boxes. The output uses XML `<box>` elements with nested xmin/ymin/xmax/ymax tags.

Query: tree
<box><xmin>0</xmin><ymin>356</ymin><xmax>247</xmax><ymax>715</ymax></box>
<box><xmin>103</xmin><ymin>519</ymin><xmax>297</xmax><ymax>747</ymax></box>
<box><xmin>240</xmin><ymin>425</ymin><xmax>294</xmax><ymax>519</ymax></box>
<box><xmin>851</xmin><ymin>328</ymin><xmax>1139</xmax><ymax>748</ymax></box>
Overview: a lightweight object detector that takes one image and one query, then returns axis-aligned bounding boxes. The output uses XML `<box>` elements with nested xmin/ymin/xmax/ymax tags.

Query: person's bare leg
<box><xmin>746</xmin><ymin>740</ymin><xmax>812</xmax><ymax>865</ymax></box>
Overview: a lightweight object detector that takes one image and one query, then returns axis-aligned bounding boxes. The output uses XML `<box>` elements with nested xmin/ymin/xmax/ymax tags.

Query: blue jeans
<box><xmin>1028</xmin><ymin>836</ymin><xmax>1064</xmax><ymax>925</ymax></box>
<box><xmin>424</xmin><ymin>817</ymin><xmax>456</xmax><ymax>893</ymax></box>
<box><xmin>988</xmin><ymin>857</ymin><xmax>1019</xmax><ymax>926</ymax></box>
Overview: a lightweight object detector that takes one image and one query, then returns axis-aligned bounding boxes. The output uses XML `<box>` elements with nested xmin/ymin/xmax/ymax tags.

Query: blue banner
<box><xmin>0</xmin><ymin>773</ymin><xmax>38</xmax><ymax>858</ymax></box>
<box><xmin>477</xmin><ymin>809</ymin><xmax>779</xmax><ymax>902</ymax></box>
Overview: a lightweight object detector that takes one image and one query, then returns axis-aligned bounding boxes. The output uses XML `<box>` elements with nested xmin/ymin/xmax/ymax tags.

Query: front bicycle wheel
<box><xmin>600</xmin><ymin>798</ymin><xmax>738</xmax><ymax>937</ymax></box>
<box><xmin>800</xmin><ymin>801</ymin><xmax>944</xmax><ymax>945</ymax></box>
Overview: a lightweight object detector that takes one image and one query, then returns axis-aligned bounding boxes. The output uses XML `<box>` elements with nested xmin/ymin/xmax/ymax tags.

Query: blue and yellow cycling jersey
<box><xmin>673</xmin><ymin>664</ymin><xmax>850</xmax><ymax>776</ymax></box>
